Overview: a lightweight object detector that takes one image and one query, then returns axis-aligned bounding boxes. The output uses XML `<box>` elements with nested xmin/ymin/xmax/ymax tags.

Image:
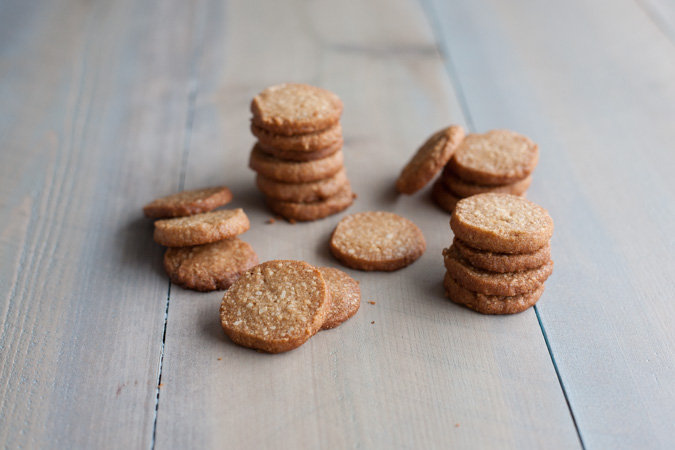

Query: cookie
<box><xmin>396</xmin><ymin>125</ymin><xmax>465</xmax><ymax>194</ymax></box>
<box><xmin>143</xmin><ymin>186</ymin><xmax>232</xmax><ymax>218</ymax></box>
<box><xmin>251</xmin><ymin>83</ymin><xmax>343</xmax><ymax>136</ymax></box>
<box><xmin>330</xmin><ymin>211</ymin><xmax>426</xmax><ymax>271</ymax></box>
<box><xmin>249</xmin><ymin>144</ymin><xmax>344</xmax><ymax>183</ymax></box>
<box><xmin>453</xmin><ymin>238</ymin><xmax>551</xmax><ymax>273</ymax></box>
<box><xmin>153</xmin><ymin>208</ymin><xmax>250</xmax><ymax>247</ymax></box>
<box><xmin>257</xmin><ymin>168</ymin><xmax>349</xmax><ymax>203</ymax></box>
<box><xmin>431</xmin><ymin>180</ymin><xmax>461</xmax><ymax>213</ymax></box>
<box><xmin>164</xmin><ymin>238</ymin><xmax>258</xmax><ymax>291</ymax></box>
<box><xmin>219</xmin><ymin>260</ymin><xmax>330</xmax><ymax>353</ymax></box>
<box><xmin>443</xmin><ymin>244</ymin><xmax>553</xmax><ymax>296</ymax></box>
<box><xmin>450</xmin><ymin>193</ymin><xmax>553</xmax><ymax>254</ymax></box>
<box><xmin>444</xmin><ymin>272</ymin><xmax>544</xmax><ymax>314</ymax></box>
<box><xmin>447</xmin><ymin>130</ymin><xmax>539</xmax><ymax>185</ymax></box>
<box><xmin>256</xmin><ymin>138</ymin><xmax>342</xmax><ymax>162</ymax></box>
<box><xmin>441</xmin><ymin>167</ymin><xmax>532</xmax><ymax>198</ymax></box>
<box><xmin>319</xmin><ymin>267</ymin><xmax>361</xmax><ymax>330</ymax></box>
<box><xmin>266</xmin><ymin>184</ymin><xmax>354</xmax><ymax>221</ymax></box>
<box><xmin>251</xmin><ymin>122</ymin><xmax>343</xmax><ymax>152</ymax></box>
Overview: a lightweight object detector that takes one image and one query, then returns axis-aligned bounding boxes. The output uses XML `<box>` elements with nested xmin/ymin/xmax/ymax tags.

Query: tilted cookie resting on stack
<box><xmin>249</xmin><ymin>83</ymin><xmax>355</xmax><ymax>221</ymax></box>
<box><xmin>442</xmin><ymin>193</ymin><xmax>554</xmax><ymax>314</ymax></box>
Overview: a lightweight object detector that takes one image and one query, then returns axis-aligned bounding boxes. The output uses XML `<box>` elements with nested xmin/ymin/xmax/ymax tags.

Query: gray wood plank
<box><xmin>425</xmin><ymin>0</ymin><xmax>675</xmax><ymax>448</ymax></box>
<box><xmin>154</xmin><ymin>0</ymin><xmax>580</xmax><ymax>448</ymax></box>
<box><xmin>0</xmin><ymin>0</ymin><xmax>207</xmax><ymax>447</ymax></box>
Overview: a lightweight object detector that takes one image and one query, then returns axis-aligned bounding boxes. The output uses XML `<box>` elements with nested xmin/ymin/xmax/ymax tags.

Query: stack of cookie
<box><xmin>432</xmin><ymin>130</ymin><xmax>538</xmax><ymax>213</ymax></box>
<box><xmin>443</xmin><ymin>193</ymin><xmax>554</xmax><ymax>314</ymax></box>
<box><xmin>249</xmin><ymin>83</ymin><xmax>355</xmax><ymax>221</ymax></box>
<box><xmin>143</xmin><ymin>187</ymin><xmax>258</xmax><ymax>292</ymax></box>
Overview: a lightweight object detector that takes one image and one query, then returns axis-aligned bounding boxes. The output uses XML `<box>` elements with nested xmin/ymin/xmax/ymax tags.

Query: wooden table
<box><xmin>2</xmin><ymin>0</ymin><xmax>674</xmax><ymax>448</ymax></box>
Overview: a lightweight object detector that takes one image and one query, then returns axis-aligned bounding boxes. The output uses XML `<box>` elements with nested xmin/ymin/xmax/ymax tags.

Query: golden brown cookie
<box><xmin>396</xmin><ymin>125</ymin><xmax>465</xmax><ymax>194</ymax></box>
<box><xmin>441</xmin><ymin>167</ymin><xmax>532</xmax><ymax>198</ymax></box>
<box><xmin>266</xmin><ymin>184</ymin><xmax>354</xmax><ymax>221</ymax></box>
<box><xmin>256</xmin><ymin>168</ymin><xmax>349</xmax><ymax>203</ymax></box>
<box><xmin>249</xmin><ymin>144</ymin><xmax>344</xmax><ymax>183</ymax></box>
<box><xmin>444</xmin><ymin>272</ymin><xmax>544</xmax><ymax>314</ymax></box>
<box><xmin>450</xmin><ymin>193</ymin><xmax>554</xmax><ymax>254</ymax></box>
<box><xmin>164</xmin><ymin>238</ymin><xmax>258</xmax><ymax>291</ymax></box>
<box><xmin>251</xmin><ymin>122</ymin><xmax>343</xmax><ymax>152</ymax></box>
<box><xmin>447</xmin><ymin>130</ymin><xmax>539</xmax><ymax>185</ymax></box>
<box><xmin>219</xmin><ymin>260</ymin><xmax>330</xmax><ymax>353</ymax></box>
<box><xmin>319</xmin><ymin>267</ymin><xmax>361</xmax><ymax>330</ymax></box>
<box><xmin>256</xmin><ymin>138</ymin><xmax>342</xmax><ymax>162</ymax></box>
<box><xmin>443</xmin><ymin>244</ymin><xmax>553</xmax><ymax>296</ymax></box>
<box><xmin>153</xmin><ymin>209</ymin><xmax>250</xmax><ymax>247</ymax></box>
<box><xmin>143</xmin><ymin>186</ymin><xmax>233</xmax><ymax>218</ymax></box>
<box><xmin>330</xmin><ymin>211</ymin><xmax>426</xmax><ymax>271</ymax></box>
<box><xmin>251</xmin><ymin>83</ymin><xmax>343</xmax><ymax>136</ymax></box>
<box><xmin>431</xmin><ymin>180</ymin><xmax>461</xmax><ymax>213</ymax></box>
<box><xmin>453</xmin><ymin>238</ymin><xmax>551</xmax><ymax>273</ymax></box>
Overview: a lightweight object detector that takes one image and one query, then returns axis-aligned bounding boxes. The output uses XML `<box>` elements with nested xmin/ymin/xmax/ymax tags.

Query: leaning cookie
<box><xmin>143</xmin><ymin>186</ymin><xmax>233</xmax><ymax>218</ymax></box>
<box><xmin>266</xmin><ymin>184</ymin><xmax>355</xmax><ymax>222</ymax></box>
<box><xmin>319</xmin><ymin>267</ymin><xmax>361</xmax><ymax>330</ymax></box>
<box><xmin>153</xmin><ymin>209</ymin><xmax>250</xmax><ymax>247</ymax></box>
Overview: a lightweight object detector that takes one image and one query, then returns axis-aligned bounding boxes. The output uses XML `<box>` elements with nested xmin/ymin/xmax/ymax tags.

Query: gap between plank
<box><xmin>417</xmin><ymin>0</ymin><xmax>585</xmax><ymax>447</ymax></box>
<box><xmin>635</xmin><ymin>0</ymin><xmax>675</xmax><ymax>48</ymax></box>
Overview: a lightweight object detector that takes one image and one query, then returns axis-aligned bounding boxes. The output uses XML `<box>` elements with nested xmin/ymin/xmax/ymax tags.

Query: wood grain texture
<box><xmin>153</xmin><ymin>0</ymin><xmax>580</xmax><ymax>449</ymax></box>
<box><xmin>0</xmin><ymin>0</ymin><xmax>207</xmax><ymax>447</ymax></box>
<box><xmin>426</xmin><ymin>0</ymin><xmax>675</xmax><ymax>447</ymax></box>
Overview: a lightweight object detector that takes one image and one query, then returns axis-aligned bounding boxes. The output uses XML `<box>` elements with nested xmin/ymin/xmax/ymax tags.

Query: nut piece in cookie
<box><xmin>154</xmin><ymin>208</ymin><xmax>250</xmax><ymax>247</ymax></box>
<box><xmin>164</xmin><ymin>238</ymin><xmax>258</xmax><ymax>291</ymax></box>
<box><xmin>330</xmin><ymin>211</ymin><xmax>426</xmax><ymax>271</ymax></box>
<box><xmin>396</xmin><ymin>125</ymin><xmax>465</xmax><ymax>194</ymax></box>
<box><xmin>143</xmin><ymin>186</ymin><xmax>233</xmax><ymax>218</ymax></box>
<box><xmin>251</xmin><ymin>83</ymin><xmax>343</xmax><ymax>136</ymax></box>
<box><xmin>450</xmin><ymin>193</ymin><xmax>553</xmax><ymax>254</ymax></box>
<box><xmin>219</xmin><ymin>260</ymin><xmax>330</xmax><ymax>353</ymax></box>
<box><xmin>266</xmin><ymin>184</ymin><xmax>355</xmax><ymax>222</ymax></box>
<box><xmin>318</xmin><ymin>267</ymin><xmax>361</xmax><ymax>330</ymax></box>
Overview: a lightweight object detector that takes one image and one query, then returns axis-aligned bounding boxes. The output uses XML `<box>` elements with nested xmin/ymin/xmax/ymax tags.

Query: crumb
<box><xmin>267</xmin><ymin>218</ymin><xmax>275</xmax><ymax>224</ymax></box>
<box><xmin>368</xmin><ymin>301</ymin><xmax>376</xmax><ymax>305</ymax></box>
<box><xmin>289</xmin><ymin>218</ymin><xmax>297</xmax><ymax>225</ymax></box>
<box><xmin>455</xmin><ymin>424</ymin><xmax>460</xmax><ymax>428</ymax></box>
<box><xmin>158</xmin><ymin>383</ymin><xmax>164</xmax><ymax>388</ymax></box>
<box><xmin>352</xmin><ymin>192</ymin><xmax>358</xmax><ymax>199</ymax></box>
<box><xmin>371</xmin><ymin>321</ymin><xmax>375</xmax><ymax>324</ymax></box>
<box><xmin>217</xmin><ymin>357</ymin><xmax>222</xmax><ymax>361</ymax></box>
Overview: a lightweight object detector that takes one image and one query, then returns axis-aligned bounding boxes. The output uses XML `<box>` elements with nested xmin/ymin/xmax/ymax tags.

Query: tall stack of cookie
<box><xmin>249</xmin><ymin>83</ymin><xmax>355</xmax><ymax>221</ymax></box>
<box><xmin>442</xmin><ymin>193</ymin><xmax>554</xmax><ymax>314</ymax></box>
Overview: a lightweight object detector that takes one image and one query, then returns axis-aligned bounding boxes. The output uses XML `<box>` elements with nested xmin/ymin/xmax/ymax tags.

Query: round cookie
<box><xmin>256</xmin><ymin>168</ymin><xmax>349</xmax><ymax>203</ymax></box>
<box><xmin>447</xmin><ymin>130</ymin><xmax>539</xmax><ymax>185</ymax></box>
<box><xmin>450</xmin><ymin>193</ymin><xmax>554</xmax><ymax>254</ymax></box>
<box><xmin>143</xmin><ymin>186</ymin><xmax>232</xmax><ymax>218</ymax></box>
<box><xmin>330</xmin><ymin>211</ymin><xmax>426</xmax><ymax>271</ymax></box>
<box><xmin>319</xmin><ymin>267</ymin><xmax>361</xmax><ymax>330</ymax></box>
<box><xmin>251</xmin><ymin>83</ymin><xmax>343</xmax><ymax>136</ymax></box>
<box><xmin>453</xmin><ymin>238</ymin><xmax>551</xmax><ymax>273</ymax></box>
<box><xmin>249</xmin><ymin>144</ymin><xmax>344</xmax><ymax>183</ymax></box>
<box><xmin>153</xmin><ymin>208</ymin><xmax>250</xmax><ymax>247</ymax></box>
<box><xmin>164</xmin><ymin>238</ymin><xmax>258</xmax><ymax>291</ymax></box>
<box><xmin>432</xmin><ymin>180</ymin><xmax>461</xmax><ymax>213</ymax></box>
<box><xmin>256</xmin><ymin>138</ymin><xmax>342</xmax><ymax>162</ymax></box>
<box><xmin>443</xmin><ymin>244</ymin><xmax>553</xmax><ymax>296</ymax></box>
<box><xmin>396</xmin><ymin>125</ymin><xmax>465</xmax><ymax>194</ymax></box>
<box><xmin>444</xmin><ymin>272</ymin><xmax>544</xmax><ymax>314</ymax></box>
<box><xmin>219</xmin><ymin>260</ymin><xmax>330</xmax><ymax>353</ymax></box>
<box><xmin>251</xmin><ymin>122</ymin><xmax>343</xmax><ymax>152</ymax></box>
<box><xmin>441</xmin><ymin>168</ymin><xmax>532</xmax><ymax>198</ymax></box>
<box><xmin>266</xmin><ymin>184</ymin><xmax>355</xmax><ymax>222</ymax></box>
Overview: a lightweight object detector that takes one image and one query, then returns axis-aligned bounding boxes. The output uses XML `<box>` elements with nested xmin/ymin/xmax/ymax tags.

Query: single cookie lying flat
<box><xmin>431</xmin><ymin>180</ymin><xmax>461</xmax><ymax>213</ymax></box>
<box><xmin>266</xmin><ymin>184</ymin><xmax>354</xmax><ymax>221</ymax></box>
<box><xmin>154</xmin><ymin>208</ymin><xmax>250</xmax><ymax>247</ymax></box>
<box><xmin>164</xmin><ymin>238</ymin><xmax>258</xmax><ymax>291</ymax></box>
<box><xmin>251</xmin><ymin>83</ymin><xmax>343</xmax><ymax>135</ymax></box>
<box><xmin>219</xmin><ymin>260</ymin><xmax>330</xmax><ymax>353</ymax></box>
<box><xmin>251</xmin><ymin>122</ymin><xmax>343</xmax><ymax>152</ymax></box>
<box><xmin>444</xmin><ymin>272</ymin><xmax>544</xmax><ymax>314</ymax></box>
<box><xmin>319</xmin><ymin>267</ymin><xmax>361</xmax><ymax>330</ymax></box>
<box><xmin>453</xmin><ymin>238</ymin><xmax>551</xmax><ymax>273</ymax></box>
<box><xmin>396</xmin><ymin>125</ymin><xmax>465</xmax><ymax>194</ymax></box>
<box><xmin>256</xmin><ymin>138</ymin><xmax>342</xmax><ymax>162</ymax></box>
<box><xmin>447</xmin><ymin>130</ymin><xmax>538</xmax><ymax>185</ymax></box>
<box><xmin>256</xmin><ymin>168</ymin><xmax>349</xmax><ymax>203</ymax></box>
<box><xmin>450</xmin><ymin>193</ymin><xmax>554</xmax><ymax>254</ymax></box>
<box><xmin>143</xmin><ymin>186</ymin><xmax>232</xmax><ymax>218</ymax></box>
<box><xmin>249</xmin><ymin>144</ymin><xmax>344</xmax><ymax>183</ymax></box>
<box><xmin>443</xmin><ymin>244</ymin><xmax>553</xmax><ymax>296</ymax></box>
<box><xmin>330</xmin><ymin>211</ymin><xmax>426</xmax><ymax>271</ymax></box>
<box><xmin>441</xmin><ymin>168</ymin><xmax>532</xmax><ymax>198</ymax></box>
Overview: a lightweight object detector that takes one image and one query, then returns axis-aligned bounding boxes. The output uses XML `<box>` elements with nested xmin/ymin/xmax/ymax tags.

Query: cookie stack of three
<box><xmin>443</xmin><ymin>193</ymin><xmax>554</xmax><ymax>314</ymax></box>
<box><xmin>249</xmin><ymin>83</ymin><xmax>355</xmax><ymax>221</ymax></box>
